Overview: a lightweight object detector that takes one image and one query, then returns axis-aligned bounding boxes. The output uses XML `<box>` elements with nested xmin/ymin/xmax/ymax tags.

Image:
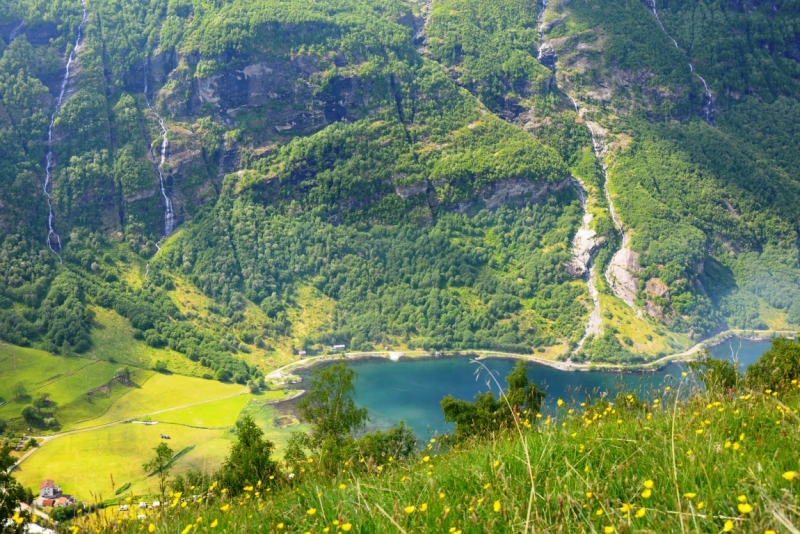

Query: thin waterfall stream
<box><xmin>645</xmin><ymin>0</ymin><xmax>714</xmax><ymax>123</ymax></box>
<box><xmin>42</xmin><ymin>0</ymin><xmax>88</xmax><ymax>260</ymax></box>
<box><xmin>143</xmin><ymin>57</ymin><xmax>176</xmax><ymax>239</ymax></box>
<box><xmin>534</xmin><ymin>1</ymin><xmax>605</xmax><ymax>350</ymax></box>
<box><xmin>142</xmin><ymin>56</ymin><xmax>176</xmax><ymax>279</ymax></box>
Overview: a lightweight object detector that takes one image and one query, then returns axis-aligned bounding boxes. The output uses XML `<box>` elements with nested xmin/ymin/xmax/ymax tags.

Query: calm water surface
<box><xmin>300</xmin><ymin>338</ymin><xmax>773</xmax><ymax>438</ymax></box>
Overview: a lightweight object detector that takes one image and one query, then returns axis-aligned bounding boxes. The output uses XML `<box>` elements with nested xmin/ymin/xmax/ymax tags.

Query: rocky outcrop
<box><xmin>479</xmin><ymin>178</ymin><xmax>567</xmax><ymax>210</ymax></box>
<box><xmin>606</xmin><ymin>248</ymin><xmax>642</xmax><ymax>307</ymax></box>
<box><xmin>644</xmin><ymin>277</ymin><xmax>670</xmax><ymax>318</ymax></box>
<box><xmin>394</xmin><ymin>178</ymin><xmax>430</xmax><ymax>199</ymax></box>
<box><xmin>161</xmin><ymin>125</ymin><xmax>217</xmax><ymax>217</ymax></box>
<box><xmin>159</xmin><ymin>53</ymin><xmax>367</xmax><ymax>136</ymax></box>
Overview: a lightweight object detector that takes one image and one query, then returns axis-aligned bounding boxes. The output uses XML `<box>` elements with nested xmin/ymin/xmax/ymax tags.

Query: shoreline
<box><xmin>266</xmin><ymin>329</ymin><xmax>796</xmax><ymax>381</ymax></box>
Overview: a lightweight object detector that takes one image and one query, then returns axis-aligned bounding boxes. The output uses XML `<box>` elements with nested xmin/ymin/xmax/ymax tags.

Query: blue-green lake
<box><xmin>298</xmin><ymin>338</ymin><xmax>773</xmax><ymax>439</ymax></box>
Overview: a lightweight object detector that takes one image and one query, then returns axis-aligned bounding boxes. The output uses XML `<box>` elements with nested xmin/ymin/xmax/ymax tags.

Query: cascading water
<box><xmin>567</xmin><ymin>96</ymin><xmax>641</xmax><ymax>316</ymax></box>
<box><xmin>42</xmin><ymin>1</ymin><xmax>88</xmax><ymax>260</ymax></box>
<box><xmin>645</xmin><ymin>0</ymin><xmax>714</xmax><ymax>124</ymax></box>
<box><xmin>143</xmin><ymin>57</ymin><xmax>176</xmax><ymax>239</ymax></box>
<box><xmin>569</xmin><ymin>177</ymin><xmax>603</xmax><ymax>351</ymax></box>
<box><xmin>536</xmin><ymin>0</ymin><xmax>556</xmax><ymax>70</ymax></box>
<box><xmin>533</xmin><ymin>0</ymin><xmax>604</xmax><ymax>349</ymax></box>
<box><xmin>9</xmin><ymin>20</ymin><xmax>24</xmax><ymax>40</ymax></box>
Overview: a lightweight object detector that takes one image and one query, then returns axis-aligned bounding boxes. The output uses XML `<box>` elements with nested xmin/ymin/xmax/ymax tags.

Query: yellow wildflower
<box><xmin>339</xmin><ymin>484</ymin><xmax>347</xmax><ymax>489</ymax></box>
<box><xmin>782</xmin><ymin>471</ymin><xmax>797</xmax><ymax>481</ymax></box>
<box><xmin>220</xmin><ymin>504</ymin><xmax>230</xmax><ymax>512</ymax></box>
<box><xmin>635</xmin><ymin>508</ymin><xmax>646</xmax><ymax>518</ymax></box>
<box><xmin>644</xmin><ymin>480</ymin><xmax>655</xmax><ymax>489</ymax></box>
<box><xmin>642</xmin><ymin>489</ymin><xmax>652</xmax><ymax>499</ymax></box>
<box><xmin>210</xmin><ymin>519</ymin><xmax>218</xmax><ymax>528</ymax></box>
<box><xmin>737</xmin><ymin>495</ymin><xmax>747</xmax><ymax>503</ymax></box>
<box><xmin>342</xmin><ymin>524</ymin><xmax>352</xmax><ymax>532</ymax></box>
<box><xmin>620</xmin><ymin>504</ymin><xmax>632</xmax><ymax>512</ymax></box>
<box><xmin>738</xmin><ymin>503</ymin><xmax>753</xmax><ymax>514</ymax></box>
<box><xmin>604</xmin><ymin>527</ymin><xmax>615</xmax><ymax>534</ymax></box>
<box><xmin>181</xmin><ymin>525</ymin><xmax>192</xmax><ymax>534</ymax></box>
<box><xmin>419</xmin><ymin>503</ymin><xmax>428</xmax><ymax>512</ymax></box>
<box><xmin>483</xmin><ymin>483</ymin><xmax>491</xmax><ymax>489</ymax></box>
<box><xmin>148</xmin><ymin>525</ymin><xmax>155</xmax><ymax>533</ymax></box>
<box><xmin>307</xmin><ymin>508</ymin><xmax>317</xmax><ymax>516</ymax></box>
<box><xmin>404</xmin><ymin>506</ymin><xmax>416</xmax><ymax>514</ymax></box>
<box><xmin>493</xmin><ymin>501</ymin><xmax>502</xmax><ymax>512</ymax></box>
<box><xmin>723</xmin><ymin>520</ymin><xmax>734</xmax><ymax>532</ymax></box>
<box><xmin>683</xmin><ymin>493</ymin><xmax>697</xmax><ymax>499</ymax></box>
<box><xmin>595</xmin><ymin>509</ymin><xmax>603</xmax><ymax>516</ymax></box>
<box><xmin>557</xmin><ymin>399</ymin><xmax>564</xmax><ymax>407</ymax></box>
<box><xmin>586</xmin><ymin>492</ymin><xmax>593</xmax><ymax>498</ymax></box>
<box><xmin>422</xmin><ymin>456</ymin><xmax>430</xmax><ymax>462</ymax></box>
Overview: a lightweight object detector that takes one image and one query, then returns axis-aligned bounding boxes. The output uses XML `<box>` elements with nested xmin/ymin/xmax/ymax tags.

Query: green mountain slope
<box><xmin>0</xmin><ymin>0</ymin><xmax>798</xmax><ymax>372</ymax></box>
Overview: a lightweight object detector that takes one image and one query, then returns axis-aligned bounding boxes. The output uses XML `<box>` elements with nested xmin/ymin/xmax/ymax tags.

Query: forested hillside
<box><xmin>0</xmin><ymin>0</ymin><xmax>798</xmax><ymax>372</ymax></box>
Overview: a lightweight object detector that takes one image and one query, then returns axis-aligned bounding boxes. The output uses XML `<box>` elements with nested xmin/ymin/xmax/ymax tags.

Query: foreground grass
<box><xmin>59</xmin><ymin>375</ymin><xmax>800</xmax><ymax>533</ymax></box>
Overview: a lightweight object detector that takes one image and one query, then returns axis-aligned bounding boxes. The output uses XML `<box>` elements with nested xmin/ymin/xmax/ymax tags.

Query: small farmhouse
<box><xmin>36</xmin><ymin>479</ymin><xmax>76</xmax><ymax>507</ymax></box>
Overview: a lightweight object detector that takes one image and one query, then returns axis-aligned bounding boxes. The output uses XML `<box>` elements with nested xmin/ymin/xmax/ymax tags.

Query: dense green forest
<box><xmin>0</xmin><ymin>0</ymin><xmax>798</xmax><ymax>371</ymax></box>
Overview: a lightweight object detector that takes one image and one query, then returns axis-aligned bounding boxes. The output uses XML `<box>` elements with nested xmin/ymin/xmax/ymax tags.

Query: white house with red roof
<box><xmin>35</xmin><ymin>480</ymin><xmax>75</xmax><ymax>507</ymax></box>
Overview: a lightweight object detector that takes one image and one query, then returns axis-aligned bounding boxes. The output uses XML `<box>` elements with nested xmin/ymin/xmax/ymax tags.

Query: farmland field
<box><xmin>13</xmin><ymin>422</ymin><xmax>226</xmax><ymax>500</ymax></box>
<box><xmin>72</xmin><ymin>373</ymin><xmax>247</xmax><ymax>429</ymax></box>
<box><xmin>15</xmin><ymin>392</ymin><xmax>306</xmax><ymax>500</ymax></box>
<box><xmin>0</xmin><ymin>344</ymin><xmax>131</xmax><ymax>427</ymax></box>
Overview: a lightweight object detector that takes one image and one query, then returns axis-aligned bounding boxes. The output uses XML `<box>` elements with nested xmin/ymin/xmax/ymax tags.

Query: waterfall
<box><xmin>533</xmin><ymin>0</ymin><xmax>605</xmax><ymax>349</ymax></box>
<box><xmin>42</xmin><ymin>1</ymin><xmax>88</xmax><ymax>260</ymax></box>
<box><xmin>570</xmin><ymin>177</ymin><xmax>603</xmax><ymax>351</ymax></box>
<box><xmin>143</xmin><ymin>57</ymin><xmax>176</xmax><ymax>238</ymax></box>
<box><xmin>567</xmin><ymin>96</ymin><xmax>641</xmax><ymax>316</ymax></box>
<box><xmin>535</xmin><ymin>0</ymin><xmax>556</xmax><ymax>70</ymax></box>
<box><xmin>645</xmin><ymin>0</ymin><xmax>714</xmax><ymax>124</ymax></box>
<box><xmin>9</xmin><ymin>20</ymin><xmax>24</xmax><ymax>41</ymax></box>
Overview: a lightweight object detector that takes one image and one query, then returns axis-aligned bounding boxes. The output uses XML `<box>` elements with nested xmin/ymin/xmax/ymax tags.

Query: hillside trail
<box><xmin>9</xmin><ymin>388</ymin><xmax>249</xmax><ymax>472</ymax></box>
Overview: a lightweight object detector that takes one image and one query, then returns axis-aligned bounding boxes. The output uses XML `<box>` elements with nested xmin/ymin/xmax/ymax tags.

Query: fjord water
<box><xmin>336</xmin><ymin>339</ymin><xmax>772</xmax><ymax>438</ymax></box>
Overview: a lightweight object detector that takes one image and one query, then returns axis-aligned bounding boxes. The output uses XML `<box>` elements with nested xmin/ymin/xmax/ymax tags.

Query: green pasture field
<box><xmin>72</xmin><ymin>373</ymin><xmax>247</xmax><ymax>429</ymax></box>
<box><xmin>15</xmin><ymin>392</ymin><xmax>305</xmax><ymax>501</ymax></box>
<box><xmin>0</xmin><ymin>344</ymin><xmax>131</xmax><ymax>426</ymax></box>
<box><xmin>55</xmin><ymin>367</ymin><xmax>155</xmax><ymax>429</ymax></box>
<box><xmin>13</xmin><ymin>422</ymin><xmax>226</xmax><ymax>500</ymax></box>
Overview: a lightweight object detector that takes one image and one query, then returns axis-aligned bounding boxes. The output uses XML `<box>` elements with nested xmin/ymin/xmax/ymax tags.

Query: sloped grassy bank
<box><xmin>60</xmin><ymin>341</ymin><xmax>800</xmax><ymax>533</ymax></box>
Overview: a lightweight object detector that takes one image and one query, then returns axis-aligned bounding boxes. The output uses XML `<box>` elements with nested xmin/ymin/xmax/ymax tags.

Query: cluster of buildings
<box><xmin>35</xmin><ymin>479</ymin><xmax>76</xmax><ymax>508</ymax></box>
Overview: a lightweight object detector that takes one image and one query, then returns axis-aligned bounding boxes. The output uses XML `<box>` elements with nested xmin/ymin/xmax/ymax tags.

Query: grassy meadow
<box><xmin>14</xmin><ymin>390</ymin><xmax>305</xmax><ymax>501</ymax></box>
<box><xmin>65</xmin><ymin>374</ymin><xmax>800</xmax><ymax>533</ymax></box>
<box><xmin>0</xmin><ymin>344</ymin><xmax>132</xmax><ymax>427</ymax></box>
